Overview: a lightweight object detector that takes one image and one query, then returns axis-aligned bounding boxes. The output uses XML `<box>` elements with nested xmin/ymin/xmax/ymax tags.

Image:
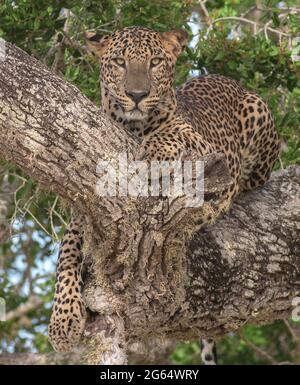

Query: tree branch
<box><xmin>0</xmin><ymin>351</ymin><xmax>84</xmax><ymax>365</ymax></box>
<box><xmin>0</xmin><ymin>339</ymin><xmax>175</xmax><ymax>365</ymax></box>
<box><xmin>5</xmin><ymin>295</ymin><xmax>43</xmax><ymax>322</ymax></box>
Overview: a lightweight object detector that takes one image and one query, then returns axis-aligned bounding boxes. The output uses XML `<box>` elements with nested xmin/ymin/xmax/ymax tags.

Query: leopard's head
<box><xmin>85</xmin><ymin>26</ymin><xmax>188</xmax><ymax>121</ymax></box>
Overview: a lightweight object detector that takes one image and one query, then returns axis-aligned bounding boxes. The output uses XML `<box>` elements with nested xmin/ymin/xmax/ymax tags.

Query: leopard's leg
<box><xmin>200</xmin><ymin>338</ymin><xmax>217</xmax><ymax>365</ymax></box>
<box><xmin>138</xmin><ymin>123</ymin><xmax>240</xmax><ymax>222</ymax></box>
<box><xmin>136</xmin><ymin>122</ymin><xmax>215</xmax><ymax>162</ymax></box>
<box><xmin>48</xmin><ymin>215</ymin><xmax>86</xmax><ymax>352</ymax></box>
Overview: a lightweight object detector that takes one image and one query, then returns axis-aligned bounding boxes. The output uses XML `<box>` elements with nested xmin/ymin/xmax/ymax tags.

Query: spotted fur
<box><xmin>48</xmin><ymin>216</ymin><xmax>86</xmax><ymax>351</ymax></box>
<box><xmin>48</xmin><ymin>26</ymin><xmax>280</xmax><ymax>353</ymax></box>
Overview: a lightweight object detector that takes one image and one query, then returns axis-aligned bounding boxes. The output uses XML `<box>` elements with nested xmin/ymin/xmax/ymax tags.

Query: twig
<box><xmin>23</xmin><ymin>207</ymin><xmax>52</xmax><ymax>238</ymax></box>
<box><xmin>257</xmin><ymin>6</ymin><xmax>300</xmax><ymax>13</ymax></box>
<box><xmin>206</xmin><ymin>16</ymin><xmax>258</xmax><ymax>36</ymax></box>
<box><xmin>204</xmin><ymin>9</ymin><xmax>300</xmax><ymax>44</ymax></box>
<box><xmin>238</xmin><ymin>329</ymin><xmax>277</xmax><ymax>364</ymax></box>
<box><xmin>60</xmin><ymin>30</ymin><xmax>94</xmax><ymax>72</ymax></box>
<box><xmin>198</xmin><ymin>0</ymin><xmax>211</xmax><ymax>25</ymax></box>
<box><xmin>232</xmin><ymin>5</ymin><xmax>258</xmax><ymax>35</ymax></box>
<box><xmin>53</xmin><ymin>209</ymin><xmax>67</xmax><ymax>227</ymax></box>
<box><xmin>284</xmin><ymin>319</ymin><xmax>300</xmax><ymax>343</ymax></box>
<box><xmin>49</xmin><ymin>196</ymin><xmax>60</xmax><ymax>242</ymax></box>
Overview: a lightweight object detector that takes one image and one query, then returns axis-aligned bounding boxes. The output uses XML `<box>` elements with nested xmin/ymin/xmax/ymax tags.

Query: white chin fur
<box><xmin>125</xmin><ymin>109</ymin><xmax>147</xmax><ymax>121</ymax></box>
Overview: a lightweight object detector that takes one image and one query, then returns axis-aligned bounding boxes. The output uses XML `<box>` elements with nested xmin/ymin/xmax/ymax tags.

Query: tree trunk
<box><xmin>0</xmin><ymin>42</ymin><xmax>299</xmax><ymax>364</ymax></box>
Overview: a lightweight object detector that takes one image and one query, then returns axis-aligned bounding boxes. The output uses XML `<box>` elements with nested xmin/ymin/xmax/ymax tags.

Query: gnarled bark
<box><xmin>0</xmin><ymin>41</ymin><xmax>299</xmax><ymax>364</ymax></box>
<box><xmin>0</xmin><ymin>339</ymin><xmax>175</xmax><ymax>364</ymax></box>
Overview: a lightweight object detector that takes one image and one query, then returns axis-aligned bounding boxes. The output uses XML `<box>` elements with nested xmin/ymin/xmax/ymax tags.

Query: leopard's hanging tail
<box><xmin>200</xmin><ymin>338</ymin><xmax>217</xmax><ymax>365</ymax></box>
<box><xmin>48</xmin><ymin>214</ymin><xmax>87</xmax><ymax>352</ymax></box>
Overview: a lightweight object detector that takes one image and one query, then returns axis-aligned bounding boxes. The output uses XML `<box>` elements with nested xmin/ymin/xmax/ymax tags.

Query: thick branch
<box><xmin>0</xmin><ymin>351</ymin><xmax>84</xmax><ymax>365</ymax></box>
<box><xmin>83</xmin><ymin>166</ymin><xmax>300</xmax><ymax>345</ymax></box>
<box><xmin>0</xmin><ymin>339</ymin><xmax>175</xmax><ymax>365</ymax></box>
<box><xmin>184</xmin><ymin>165</ymin><xmax>300</xmax><ymax>337</ymax></box>
<box><xmin>0</xmin><ymin>42</ymin><xmax>139</xmax><ymax>226</ymax></box>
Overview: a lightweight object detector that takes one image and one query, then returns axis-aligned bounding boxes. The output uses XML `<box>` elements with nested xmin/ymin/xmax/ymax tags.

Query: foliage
<box><xmin>0</xmin><ymin>0</ymin><xmax>299</xmax><ymax>364</ymax></box>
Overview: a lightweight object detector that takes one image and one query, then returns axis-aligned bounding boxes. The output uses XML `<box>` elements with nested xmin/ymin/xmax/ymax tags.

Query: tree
<box><xmin>0</xmin><ymin>2</ymin><xmax>298</xmax><ymax>364</ymax></box>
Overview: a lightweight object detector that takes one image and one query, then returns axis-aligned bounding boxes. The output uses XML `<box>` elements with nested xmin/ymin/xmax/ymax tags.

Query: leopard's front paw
<box><xmin>48</xmin><ymin>296</ymin><xmax>86</xmax><ymax>352</ymax></box>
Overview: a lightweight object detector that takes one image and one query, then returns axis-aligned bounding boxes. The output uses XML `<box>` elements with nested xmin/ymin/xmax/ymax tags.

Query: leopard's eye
<box><xmin>150</xmin><ymin>57</ymin><xmax>163</xmax><ymax>67</ymax></box>
<box><xmin>113</xmin><ymin>57</ymin><xmax>126</xmax><ymax>67</ymax></box>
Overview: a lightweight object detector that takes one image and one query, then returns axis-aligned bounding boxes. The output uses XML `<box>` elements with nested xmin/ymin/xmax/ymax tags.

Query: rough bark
<box><xmin>0</xmin><ymin>41</ymin><xmax>299</xmax><ymax>364</ymax></box>
<box><xmin>0</xmin><ymin>339</ymin><xmax>175</xmax><ymax>365</ymax></box>
<box><xmin>0</xmin><ymin>351</ymin><xmax>85</xmax><ymax>365</ymax></box>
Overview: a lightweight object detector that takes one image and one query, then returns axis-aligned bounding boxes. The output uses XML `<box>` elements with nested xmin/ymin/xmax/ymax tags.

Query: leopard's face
<box><xmin>86</xmin><ymin>27</ymin><xmax>188</xmax><ymax>121</ymax></box>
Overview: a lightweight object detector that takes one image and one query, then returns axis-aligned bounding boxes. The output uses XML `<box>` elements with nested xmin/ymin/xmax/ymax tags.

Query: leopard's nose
<box><xmin>125</xmin><ymin>90</ymin><xmax>149</xmax><ymax>105</ymax></box>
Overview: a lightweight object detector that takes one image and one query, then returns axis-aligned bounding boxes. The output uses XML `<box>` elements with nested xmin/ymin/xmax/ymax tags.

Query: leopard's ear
<box><xmin>85</xmin><ymin>31</ymin><xmax>110</xmax><ymax>58</ymax></box>
<box><xmin>160</xmin><ymin>29</ymin><xmax>189</xmax><ymax>57</ymax></box>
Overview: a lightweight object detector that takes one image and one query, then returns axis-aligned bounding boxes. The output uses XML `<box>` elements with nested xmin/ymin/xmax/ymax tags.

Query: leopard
<box><xmin>48</xmin><ymin>26</ymin><xmax>280</xmax><ymax>364</ymax></box>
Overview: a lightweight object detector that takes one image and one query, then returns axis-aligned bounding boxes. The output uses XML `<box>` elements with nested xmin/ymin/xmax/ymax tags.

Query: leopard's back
<box><xmin>177</xmin><ymin>74</ymin><xmax>280</xmax><ymax>191</ymax></box>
